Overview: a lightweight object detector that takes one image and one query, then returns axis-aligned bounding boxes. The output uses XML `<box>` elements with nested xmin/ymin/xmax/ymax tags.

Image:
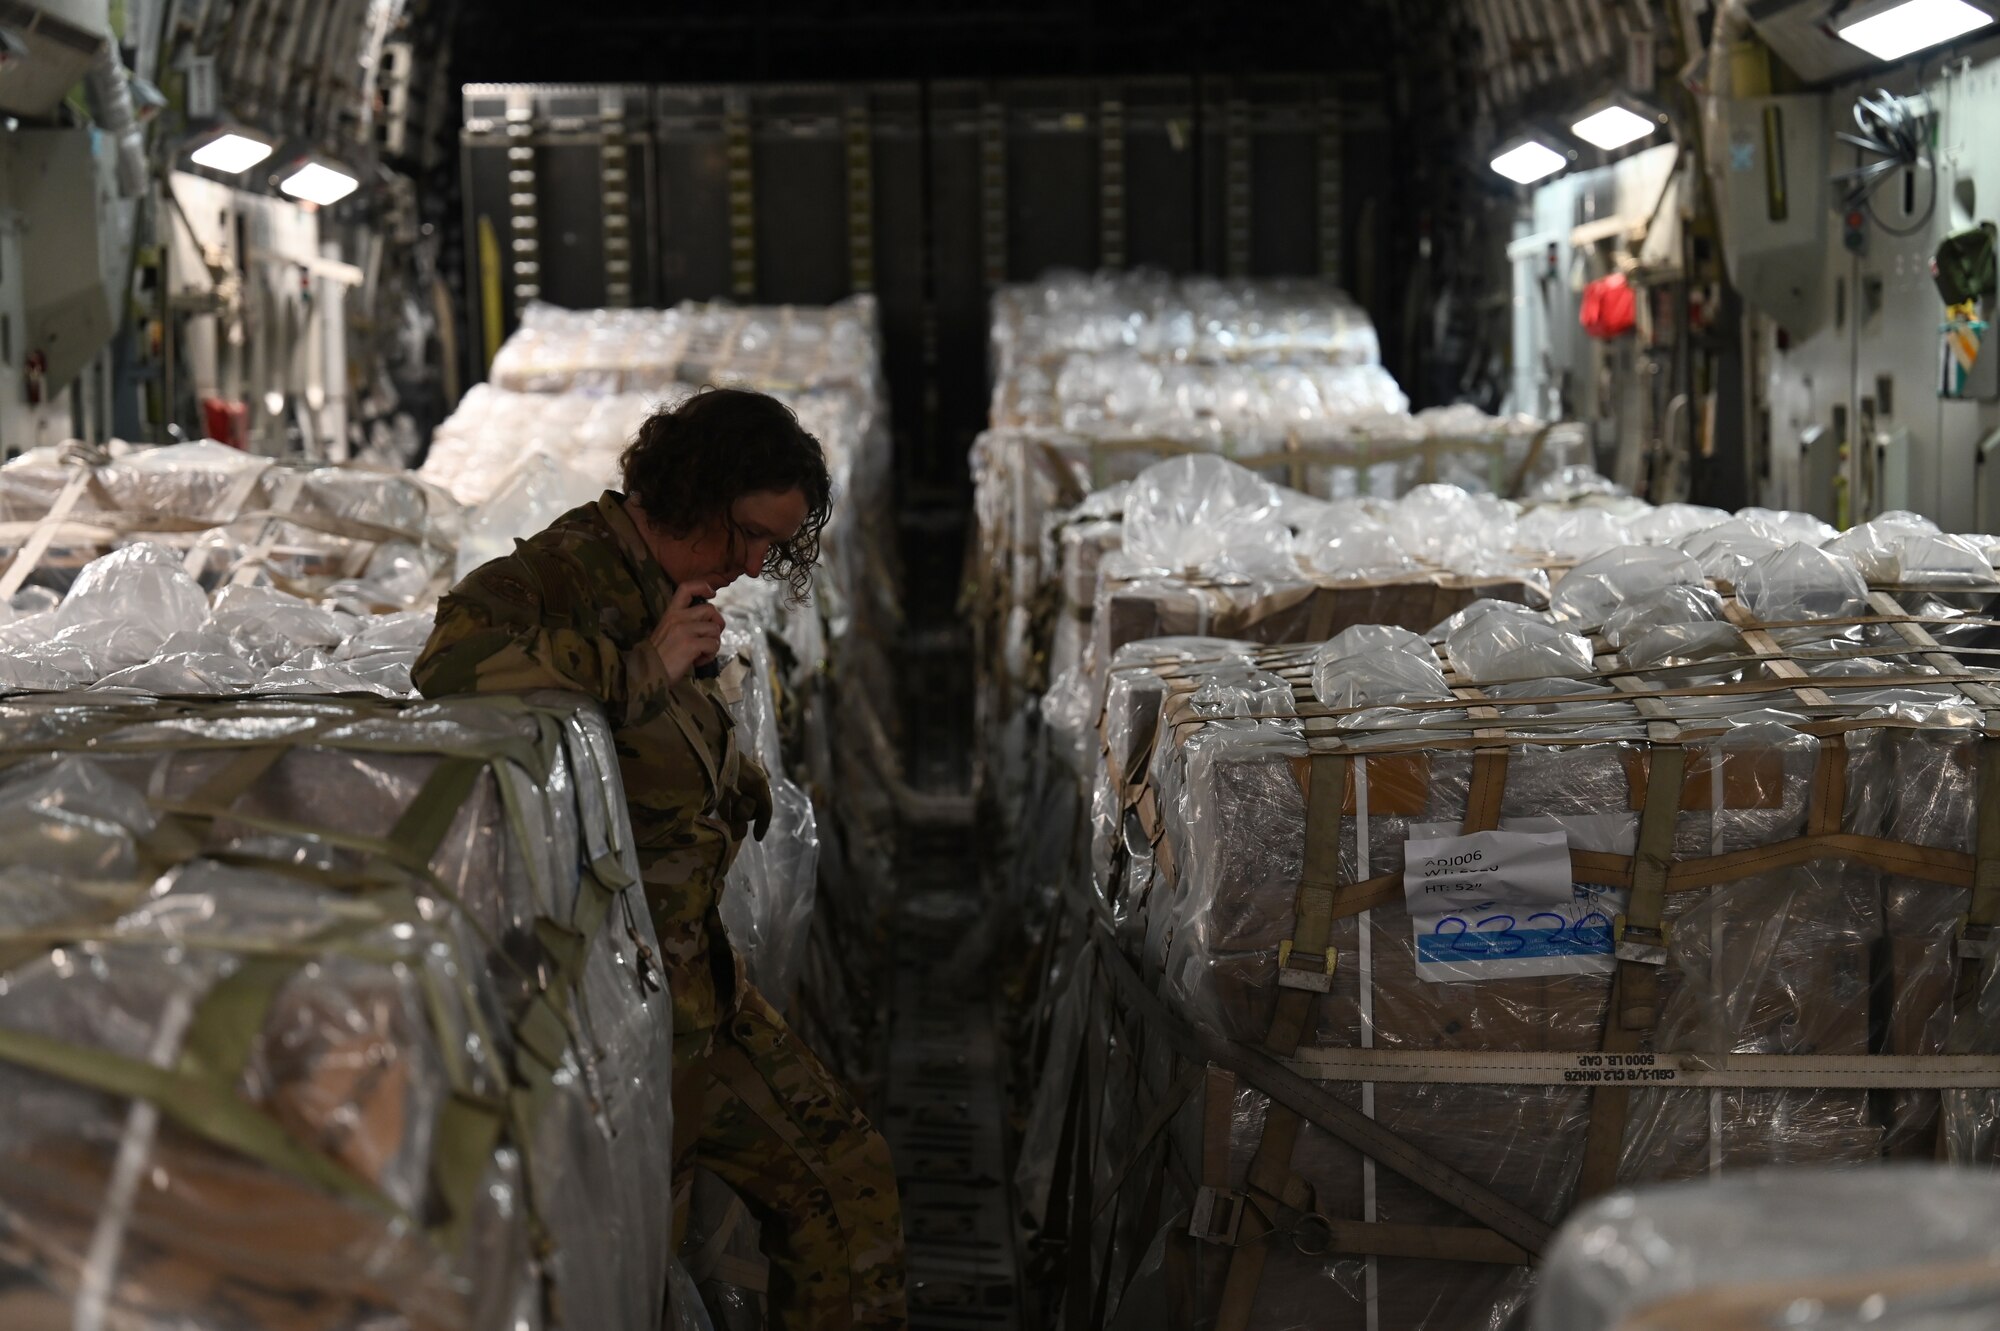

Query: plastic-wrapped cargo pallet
<box><xmin>1010</xmin><ymin>459</ymin><xmax>1670</xmax><ymax>975</ymax></box>
<box><xmin>0</xmin><ymin>690</ymin><xmax>686</xmax><ymax>1329</ymax></box>
<box><xmin>0</xmin><ymin>440</ymin><xmax>459</xmax><ymax>610</ymax></box>
<box><xmin>0</xmin><ymin>441</ymin><xmax>462</xmax><ymax>697</ymax></box>
<box><xmin>969</xmin><ymin>272</ymin><xmax>1589</xmax><ymax>910</ymax></box>
<box><xmin>1531</xmin><ymin>1167</ymin><xmax>2000</xmax><ymax>1329</ymax></box>
<box><xmin>1019</xmin><ymin>516</ymin><xmax>2000</xmax><ymax>1331</ymax></box>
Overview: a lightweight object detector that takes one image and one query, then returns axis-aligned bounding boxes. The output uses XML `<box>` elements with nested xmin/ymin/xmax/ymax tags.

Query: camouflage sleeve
<box><xmin>412</xmin><ymin>555</ymin><xmax>672</xmax><ymax>723</ymax></box>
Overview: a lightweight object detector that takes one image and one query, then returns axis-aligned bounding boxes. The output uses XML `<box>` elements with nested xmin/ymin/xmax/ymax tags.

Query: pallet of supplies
<box><xmin>0</xmin><ymin>691</ymin><xmax>674</xmax><ymax>1330</ymax></box>
<box><xmin>1022</xmin><ymin>526</ymin><xmax>2000</xmax><ymax>1331</ymax></box>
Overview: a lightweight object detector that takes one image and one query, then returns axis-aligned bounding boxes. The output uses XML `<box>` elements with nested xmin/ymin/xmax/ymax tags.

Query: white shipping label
<box><xmin>1403</xmin><ymin>828</ymin><xmax>1573</xmax><ymax>910</ymax></box>
<box><xmin>1403</xmin><ymin>826</ymin><xmax>1625</xmax><ymax>984</ymax></box>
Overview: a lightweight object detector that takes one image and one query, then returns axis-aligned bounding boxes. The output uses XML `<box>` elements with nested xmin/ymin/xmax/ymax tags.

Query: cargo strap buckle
<box><xmin>1188</xmin><ymin>1187</ymin><xmax>1245</xmax><ymax>1245</ymax></box>
<box><xmin>1276</xmin><ymin>939</ymin><xmax>1337</xmax><ymax>992</ymax></box>
<box><xmin>1958</xmin><ymin>918</ymin><xmax>1997</xmax><ymax>961</ymax></box>
<box><xmin>1613</xmin><ymin>915</ymin><xmax>1667</xmax><ymax>966</ymax></box>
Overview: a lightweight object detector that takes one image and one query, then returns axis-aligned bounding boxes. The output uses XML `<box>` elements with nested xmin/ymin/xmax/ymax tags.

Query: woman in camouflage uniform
<box><xmin>413</xmin><ymin>388</ymin><xmax>907</xmax><ymax>1329</ymax></box>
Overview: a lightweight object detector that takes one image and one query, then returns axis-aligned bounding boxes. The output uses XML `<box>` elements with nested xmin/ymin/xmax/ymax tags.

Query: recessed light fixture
<box><xmin>1490</xmin><ymin>140</ymin><xmax>1568</xmax><ymax>185</ymax></box>
<box><xmin>278</xmin><ymin>160</ymin><xmax>360</xmax><ymax>207</ymax></box>
<box><xmin>1836</xmin><ymin>0</ymin><xmax>1994</xmax><ymax>61</ymax></box>
<box><xmin>1571</xmin><ymin>105</ymin><xmax>1659</xmax><ymax>151</ymax></box>
<box><xmin>187</xmin><ymin>129</ymin><xmax>274</xmax><ymax>174</ymax></box>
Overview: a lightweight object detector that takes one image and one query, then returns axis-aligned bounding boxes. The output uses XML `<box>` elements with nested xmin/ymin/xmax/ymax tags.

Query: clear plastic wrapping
<box><xmin>1599</xmin><ymin>583</ymin><xmax>1725</xmax><ymax>652</ymax></box>
<box><xmin>1826</xmin><ymin>514</ymin><xmax>1994</xmax><ymax>585</ymax></box>
<box><xmin>1550</xmin><ymin>546</ymin><xmax>1707</xmax><ymax>630</ymax></box>
<box><xmin>1122</xmin><ymin>456</ymin><xmax>1295</xmax><ymax>580</ymax></box>
<box><xmin>1675</xmin><ymin>517</ymin><xmax>1785</xmax><ymax>583</ymax></box>
<box><xmin>1311</xmin><ymin>625</ymin><xmax>1453</xmax><ymax>708</ymax></box>
<box><xmin>0</xmin><ymin>693</ymin><xmax>673</xmax><ymax>1330</ymax></box>
<box><xmin>0</xmin><ymin>543</ymin><xmax>427</xmax><ymax>698</ymax></box>
<box><xmin>1734</xmin><ymin>544</ymin><xmax>1871</xmax><ymax>623</ymax></box>
<box><xmin>0</xmin><ymin>442</ymin><xmax>457</xmax><ymax>607</ymax></box>
<box><xmin>1532</xmin><ymin>1168</ymin><xmax>2000</xmax><ymax>1330</ymax></box>
<box><xmin>489</xmin><ymin>297</ymin><xmax>880</xmax><ymax>400</ymax></box>
<box><xmin>1626</xmin><ymin>503</ymin><xmax>1731</xmax><ymax>545</ymax></box>
<box><xmin>1296</xmin><ymin>503</ymin><xmax>1419</xmax><ymax>581</ymax></box>
<box><xmin>991</xmin><ymin>271</ymin><xmax>1383</xmax><ymax>372</ymax></box>
<box><xmin>1381</xmin><ymin>484</ymin><xmax>1522</xmax><ymax>575</ymax></box>
<box><xmin>1446</xmin><ymin>613</ymin><xmax>1597</xmax><ymax>681</ymax></box>
<box><xmin>1070</xmin><ymin>640</ymin><xmax>2000</xmax><ymax>1330</ymax></box>
<box><xmin>714</xmin><ymin>588</ymin><xmax>820</xmax><ymax>1006</ymax></box>
<box><xmin>1512</xmin><ymin>504</ymin><xmax>1638</xmax><ymax>562</ymax></box>
<box><xmin>422</xmin><ymin>386</ymin><xmax>668</xmax><ymax>508</ymax></box>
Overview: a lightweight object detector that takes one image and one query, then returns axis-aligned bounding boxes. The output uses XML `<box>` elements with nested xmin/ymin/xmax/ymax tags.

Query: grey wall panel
<box><xmin>1342</xmin><ymin>121</ymin><xmax>1387</xmax><ymax>326</ymax></box>
<box><xmin>866</xmin><ymin>87</ymin><xmax>934</xmax><ymax>489</ymax></box>
<box><xmin>536</xmin><ymin>141</ymin><xmax>609</xmax><ymax>309</ymax></box>
<box><xmin>467</xmin><ymin>75</ymin><xmax>1383</xmax><ymax>489</ymax></box>
<box><xmin>625</xmin><ymin>135</ymin><xmax>661</xmax><ymax>306</ymax></box>
<box><xmin>1249</xmin><ymin>123</ymin><xmax>1316</xmax><ymax>278</ymax></box>
<box><xmin>1195</xmin><ymin>80</ymin><xmax>1227</xmax><ymax>273</ymax></box>
<box><xmin>1245</xmin><ymin>77</ymin><xmax>1321</xmax><ymax>278</ymax></box>
<box><xmin>1122</xmin><ymin>81</ymin><xmax>1198</xmax><ymax>273</ymax></box>
<box><xmin>655</xmin><ymin>89</ymin><xmax>734</xmax><ymax>303</ymax></box>
<box><xmin>1004</xmin><ymin>82</ymin><xmax>1099</xmax><ymax>279</ymax></box>
<box><xmin>752</xmin><ymin>135</ymin><xmax>850</xmax><ymax>303</ymax></box>
<box><xmin>459</xmin><ymin>133</ymin><xmax>519</xmax><ymax>388</ymax></box>
<box><xmin>926</xmin><ymin>82</ymin><xmax>995</xmax><ymax>486</ymax></box>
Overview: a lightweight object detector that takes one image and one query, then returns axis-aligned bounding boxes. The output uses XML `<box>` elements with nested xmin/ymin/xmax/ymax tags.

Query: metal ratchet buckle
<box><xmin>1613</xmin><ymin>915</ymin><xmax>1668</xmax><ymax>966</ymax></box>
<box><xmin>1276</xmin><ymin>939</ymin><xmax>1337</xmax><ymax>992</ymax></box>
<box><xmin>1188</xmin><ymin>1187</ymin><xmax>1245</xmax><ymax>1245</ymax></box>
<box><xmin>1958</xmin><ymin>917</ymin><xmax>1996</xmax><ymax>961</ymax></box>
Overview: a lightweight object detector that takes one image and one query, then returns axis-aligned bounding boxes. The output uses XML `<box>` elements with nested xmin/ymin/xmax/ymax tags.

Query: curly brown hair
<box><xmin>620</xmin><ymin>387</ymin><xmax>832</xmax><ymax>601</ymax></box>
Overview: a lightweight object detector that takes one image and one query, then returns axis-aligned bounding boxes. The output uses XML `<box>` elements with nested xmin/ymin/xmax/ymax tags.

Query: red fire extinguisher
<box><xmin>1580</xmin><ymin>272</ymin><xmax>1637</xmax><ymax>340</ymax></box>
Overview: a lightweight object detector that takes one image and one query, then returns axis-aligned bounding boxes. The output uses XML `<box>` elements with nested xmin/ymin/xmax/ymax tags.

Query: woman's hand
<box><xmin>650</xmin><ymin>580</ymin><xmax>723</xmax><ymax>685</ymax></box>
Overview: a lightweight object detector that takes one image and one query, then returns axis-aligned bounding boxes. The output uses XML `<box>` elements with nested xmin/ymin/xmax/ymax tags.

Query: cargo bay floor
<box><xmin>878</xmin><ymin>609</ymin><xmax>1021</xmax><ymax>1330</ymax></box>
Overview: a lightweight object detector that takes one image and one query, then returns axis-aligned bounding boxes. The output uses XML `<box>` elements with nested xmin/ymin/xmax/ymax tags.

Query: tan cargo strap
<box><xmin>1264</xmin><ymin>753</ymin><xmax>1347</xmax><ymax>1056</ymax></box>
<box><xmin>1868</xmin><ymin>588</ymin><xmax>2000</xmax><ymax>714</ymax></box>
<box><xmin>1958</xmin><ymin>739</ymin><xmax>2000</xmax><ymax>1005</ymax></box>
<box><xmin>1190</xmin><ymin>666</ymin><xmax>1997</xmax><ymax>728</ymax></box>
<box><xmin>686</xmin><ymin>1193</ymin><xmax>755</xmax><ymax>1286</ymax></box>
<box><xmin>227</xmin><ymin>468</ymin><xmax>309</xmax><ymax>587</ymax></box>
<box><xmin>1573</xmin><ymin>971</ymin><xmax>1647</xmax><ymax>1203</ymax></box>
<box><xmin>1278</xmin><ymin>1046</ymin><xmax>2000</xmax><ymax>1089</ymax></box>
<box><xmin>1669</xmin><ymin>831</ymin><xmax>1973</xmax><ymax>889</ymax></box>
<box><xmin>1211</xmin><ymin>1104</ymin><xmax>1301</xmax><ymax>1330</ymax></box>
<box><xmin>1093</xmin><ymin>1062</ymin><xmax>1206</xmax><ymax>1223</ymax></box>
<box><xmin>1807</xmin><ymin>734</ymin><xmax>1848</xmax><ymax>836</ymax></box>
<box><xmin>1201</xmin><ymin>1067</ymin><xmax>1236</xmax><ymax>1193</ymax></box>
<box><xmin>0</xmin><ymin>1021</ymin><xmax>405</xmax><ymax>1220</ymax></box>
<box><xmin>1096</xmin><ymin>931</ymin><xmax>1553</xmax><ymax>1256</ymax></box>
<box><xmin>1293</xmin><ymin>1218</ymin><xmax>1531</xmax><ymax>1266</ymax></box>
<box><xmin>1146</xmin><ymin>827</ymin><xmax>1974</xmax><ymax>956</ymax></box>
<box><xmin>1616</xmin><ymin>745</ymin><xmax>1684</xmax><ymax>1030</ymax></box>
<box><xmin>708</xmin><ymin>1255</ymin><xmax>771</xmax><ymax>1294</ymax></box>
<box><xmin>1504</xmin><ymin>423</ymin><xmax>1554</xmax><ymax>497</ymax></box>
<box><xmin>1575</xmin><ymin>742</ymin><xmax>1687</xmax><ymax>1206</ymax></box>
<box><xmin>0</xmin><ymin>464</ymin><xmax>92</xmax><ymax>602</ymax></box>
<box><xmin>1464</xmin><ymin>746</ymin><xmax>1508</xmax><ymax>833</ymax></box>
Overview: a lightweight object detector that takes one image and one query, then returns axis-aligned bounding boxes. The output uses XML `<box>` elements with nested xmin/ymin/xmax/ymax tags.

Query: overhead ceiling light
<box><xmin>278</xmin><ymin>160</ymin><xmax>359</xmax><ymax>207</ymax></box>
<box><xmin>187</xmin><ymin>129</ymin><xmax>273</xmax><ymax>174</ymax></box>
<box><xmin>1571</xmin><ymin>104</ymin><xmax>1659</xmax><ymax>151</ymax></box>
<box><xmin>1490</xmin><ymin>139</ymin><xmax>1568</xmax><ymax>185</ymax></box>
<box><xmin>1836</xmin><ymin>0</ymin><xmax>1994</xmax><ymax>61</ymax></box>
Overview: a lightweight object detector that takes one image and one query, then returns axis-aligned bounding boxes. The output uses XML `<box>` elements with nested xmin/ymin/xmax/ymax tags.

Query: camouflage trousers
<box><xmin>673</xmin><ymin>986</ymin><xmax>908</xmax><ymax>1329</ymax></box>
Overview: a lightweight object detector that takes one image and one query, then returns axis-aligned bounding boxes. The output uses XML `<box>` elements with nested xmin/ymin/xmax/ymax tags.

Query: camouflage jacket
<box><xmin>413</xmin><ymin>491</ymin><xmax>773</xmax><ymax>1064</ymax></box>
